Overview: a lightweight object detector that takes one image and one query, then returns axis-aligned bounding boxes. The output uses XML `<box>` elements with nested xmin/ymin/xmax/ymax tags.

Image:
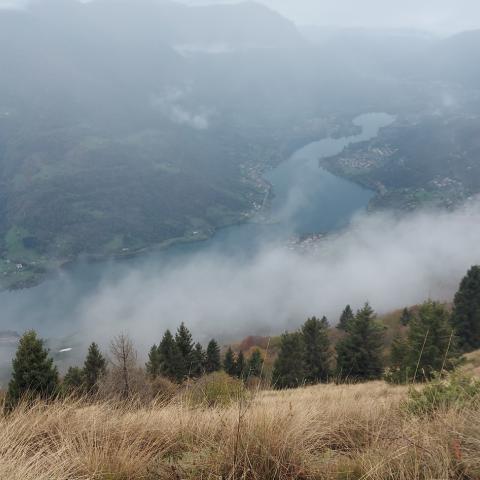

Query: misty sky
<box><xmin>1</xmin><ymin>0</ymin><xmax>479</xmax><ymax>34</ymax></box>
<box><xmin>182</xmin><ymin>0</ymin><xmax>480</xmax><ymax>34</ymax></box>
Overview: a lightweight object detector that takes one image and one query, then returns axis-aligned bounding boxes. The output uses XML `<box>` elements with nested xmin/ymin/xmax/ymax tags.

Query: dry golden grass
<box><xmin>462</xmin><ymin>350</ymin><xmax>480</xmax><ymax>378</ymax></box>
<box><xmin>1</xmin><ymin>381</ymin><xmax>479</xmax><ymax>479</ymax></box>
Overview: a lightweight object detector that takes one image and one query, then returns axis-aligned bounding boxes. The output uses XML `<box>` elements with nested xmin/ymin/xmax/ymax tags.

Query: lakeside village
<box><xmin>286</xmin><ymin>233</ymin><xmax>326</xmax><ymax>253</ymax></box>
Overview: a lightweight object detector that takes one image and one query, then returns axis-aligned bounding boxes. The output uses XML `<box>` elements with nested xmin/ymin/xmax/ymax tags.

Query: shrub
<box><xmin>185</xmin><ymin>372</ymin><xmax>248</xmax><ymax>407</ymax></box>
<box><xmin>149</xmin><ymin>376</ymin><xmax>178</xmax><ymax>402</ymax></box>
<box><xmin>386</xmin><ymin>302</ymin><xmax>461</xmax><ymax>384</ymax></box>
<box><xmin>61</xmin><ymin>367</ymin><xmax>85</xmax><ymax>397</ymax></box>
<box><xmin>404</xmin><ymin>373</ymin><xmax>480</xmax><ymax>416</ymax></box>
<box><xmin>244</xmin><ymin>375</ymin><xmax>269</xmax><ymax>392</ymax></box>
<box><xmin>97</xmin><ymin>369</ymin><xmax>178</xmax><ymax>406</ymax></box>
<box><xmin>98</xmin><ymin>367</ymin><xmax>151</xmax><ymax>403</ymax></box>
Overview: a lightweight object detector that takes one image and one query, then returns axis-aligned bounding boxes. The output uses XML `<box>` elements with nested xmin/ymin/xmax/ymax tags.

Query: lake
<box><xmin>0</xmin><ymin>113</ymin><xmax>394</xmax><ymax>337</ymax></box>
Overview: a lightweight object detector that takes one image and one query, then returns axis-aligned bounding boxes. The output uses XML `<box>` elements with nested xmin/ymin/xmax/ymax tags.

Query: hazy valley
<box><xmin>1</xmin><ymin>0</ymin><xmax>480</xmax><ymax>295</ymax></box>
<box><xmin>2</xmin><ymin>2</ymin><xmax>480</xmax><ymax>478</ymax></box>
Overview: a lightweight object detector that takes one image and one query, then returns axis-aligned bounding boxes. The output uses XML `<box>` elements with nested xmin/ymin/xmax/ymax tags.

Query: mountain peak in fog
<box><xmin>23</xmin><ymin>0</ymin><xmax>304</xmax><ymax>49</ymax></box>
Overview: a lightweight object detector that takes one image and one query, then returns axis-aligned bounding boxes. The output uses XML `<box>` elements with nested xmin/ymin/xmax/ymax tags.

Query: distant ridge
<box><xmin>429</xmin><ymin>29</ymin><xmax>480</xmax><ymax>86</ymax></box>
<box><xmin>26</xmin><ymin>0</ymin><xmax>304</xmax><ymax>49</ymax></box>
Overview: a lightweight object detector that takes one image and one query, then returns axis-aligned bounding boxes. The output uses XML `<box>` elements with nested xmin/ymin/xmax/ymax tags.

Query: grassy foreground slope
<box><xmin>2</xmin><ymin>380</ymin><xmax>480</xmax><ymax>479</ymax></box>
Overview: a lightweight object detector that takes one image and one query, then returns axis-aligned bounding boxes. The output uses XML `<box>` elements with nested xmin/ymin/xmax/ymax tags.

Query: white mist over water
<box><xmin>1</xmin><ymin>112</ymin><xmax>479</xmax><ymax>352</ymax></box>
<box><xmin>69</xmin><ymin>199</ymin><xmax>480</xmax><ymax>348</ymax></box>
<box><xmin>0</xmin><ymin>113</ymin><xmax>390</xmax><ymax>345</ymax></box>
<box><xmin>3</xmin><ymin>199</ymin><xmax>479</xmax><ymax>356</ymax></box>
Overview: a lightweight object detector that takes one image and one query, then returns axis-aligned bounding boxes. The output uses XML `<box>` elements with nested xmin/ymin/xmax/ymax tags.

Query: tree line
<box><xmin>3</xmin><ymin>322</ymin><xmax>265</xmax><ymax>410</ymax></box>
<box><xmin>274</xmin><ymin>265</ymin><xmax>480</xmax><ymax>387</ymax></box>
<box><xmin>4</xmin><ymin>265</ymin><xmax>480</xmax><ymax>409</ymax></box>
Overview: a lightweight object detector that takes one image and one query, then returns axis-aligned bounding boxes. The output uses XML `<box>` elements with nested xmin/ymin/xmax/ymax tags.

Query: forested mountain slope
<box><xmin>1</xmin><ymin>0</ymin><xmax>479</xmax><ymax>288</ymax></box>
<box><xmin>0</xmin><ymin>0</ymin><xmax>308</xmax><ymax>286</ymax></box>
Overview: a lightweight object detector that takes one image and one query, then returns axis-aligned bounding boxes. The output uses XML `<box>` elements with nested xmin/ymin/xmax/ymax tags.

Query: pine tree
<box><xmin>451</xmin><ymin>265</ymin><xmax>480</xmax><ymax>352</ymax></box>
<box><xmin>337</xmin><ymin>305</ymin><xmax>354</xmax><ymax>331</ymax></box>
<box><xmin>400</xmin><ymin>307</ymin><xmax>413</xmax><ymax>326</ymax></box>
<box><xmin>6</xmin><ymin>330</ymin><xmax>59</xmax><ymax>409</ymax></box>
<box><xmin>63</xmin><ymin>366</ymin><xmax>84</xmax><ymax>395</ymax></box>
<box><xmin>247</xmin><ymin>349</ymin><xmax>264</xmax><ymax>377</ymax></box>
<box><xmin>272</xmin><ymin>332</ymin><xmax>306</xmax><ymax>389</ymax></box>
<box><xmin>175</xmin><ymin>322</ymin><xmax>194</xmax><ymax>376</ymax></box>
<box><xmin>406</xmin><ymin>301</ymin><xmax>458</xmax><ymax>381</ymax></box>
<box><xmin>205</xmin><ymin>339</ymin><xmax>221</xmax><ymax>373</ymax></box>
<box><xmin>191</xmin><ymin>343</ymin><xmax>206</xmax><ymax>377</ymax></box>
<box><xmin>83</xmin><ymin>342</ymin><xmax>106</xmax><ymax>394</ymax></box>
<box><xmin>390</xmin><ymin>334</ymin><xmax>408</xmax><ymax>371</ymax></box>
<box><xmin>336</xmin><ymin>303</ymin><xmax>384</xmax><ymax>381</ymax></box>
<box><xmin>158</xmin><ymin>330</ymin><xmax>184</xmax><ymax>382</ymax></box>
<box><xmin>386</xmin><ymin>333</ymin><xmax>409</xmax><ymax>384</ymax></box>
<box><xmin>223</xmin><ymin>347</ymin><xmax>236</xmax><ymax>376</ymax></box>
<box><xmin>235</xmin><ymin>351</ymin><xmax>246</xmax><ymax>379</ymax></box>
<box><xmin>146</xmin><ymin>344</ymin><xmax>161</xmax><ymax>378</ymax></box>
<box><xmin>301</xmin><ymin>316</ymin><xmax>330</xmax><ymax>384</ymax></box>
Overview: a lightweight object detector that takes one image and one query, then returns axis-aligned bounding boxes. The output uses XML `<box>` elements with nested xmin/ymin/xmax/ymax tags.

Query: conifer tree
<box><xmin>6</xmin><ymin>330</ymin><xmax>59</xmax><ymax>409</ymax></box>
<box><xmin>191</xmin><ymin>342</ymin><xmax>206</xmax><ymax>377</ymax></box>
<box><xmin>83</xmin><ymin>342</ymin><xmax>106</xmax><ymax>394</ymax></box>
<box><xmin>159</xmin><ymin>330</ymin><xmax>184</xmax><ymax>382</ymax></box>
<box><xmin>205</xmin><ymin>339</ymin><xmax>221</xmax><ymax>373</ymax></box>
<box><xmin>406</xmin><ymin>301</ymin><xmax>458</xmax><ymax>381</ymax></box>
<box><xmin>146</xmin><ymin>344</ymin><xmax>161</xmax><ymax>378</ymax></box>
<box><xmin>223</xmin><ymin>346</ymin><xmax>236</xmax><ymax>376</ymax></box>
<box><xmin>386</xmin><ymin>333</ymin><xmax>409</xmax><ymax>384</ymax></box>
<box><xmin>336</xmin><ymin>303</ymin><xmax>384</xmax><ymax>381</ymax></box>
<box><xmin>235</xmin><ymin>351</ymin><xmax>246</xmax><ymax>379</ymax></box>
<box><xmin>301</xmin><ymin>316</ymin><xmax>330</xmax><ymax>384</ymax></box>
<box><xmin>175</xmin><ymin>322</ymin><xmax>194</xmax><ymax>376</ymax></box>
<box><xmin>400</xmin><ymin>307</ymin><xmax>413</xmax><ymax>326</ymax></box>
<box><xmin>337</xmin><ymin>305</ymin><xmax>354</xmax><ymax>331</ymax></box>
<box><xmin>272</xmin><ymin>332</ymin><xmax>306</xmax><ymax>389</ymax></box>
<box><xmin>451</xmin><ymin>265</ymin><xmax>480</xmax><ymax>352</ymax></box>
<box><xmin>390</xmin><ymin>334</ymin><xmax>408</xmax><ymax>371</ymax></box>
<box><xmin>63</xmin><ymin>366</ymin><xmax>84</xmax><ymax>395</ymax></box>
<box><xmin>247</xmin><ymin>349</ymin><xmax>264</xmax><ymax>377</ymax></box>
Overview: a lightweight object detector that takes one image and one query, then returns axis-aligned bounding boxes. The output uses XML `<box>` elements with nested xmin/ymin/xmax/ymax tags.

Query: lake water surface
<box><xmin>0</xmin><ymin>113</ymin><xmax>394</xmax><ymax>337</ymax></box>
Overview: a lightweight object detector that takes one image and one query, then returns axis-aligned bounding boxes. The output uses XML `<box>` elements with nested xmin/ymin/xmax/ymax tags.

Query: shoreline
<box><xmin>0</xmin><ymin>114</ymin><xmax>379</xmax><ymax>293</ymax></box>
<box><xmin>0</xmin><ymin>221</ymin><xmax>235</xmax><ymax>292</ymax></box>
<box><xmin>0</xmin><ymin>199</ymin><xmax>279</xmax><ymax>293</ymax></box>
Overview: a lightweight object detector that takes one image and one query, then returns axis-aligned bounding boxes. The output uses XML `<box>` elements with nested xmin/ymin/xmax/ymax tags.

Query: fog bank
<box><xmin>68</xmin><ymin>198</ymin><xmax>480</xmax><ymax>347</ymax></box>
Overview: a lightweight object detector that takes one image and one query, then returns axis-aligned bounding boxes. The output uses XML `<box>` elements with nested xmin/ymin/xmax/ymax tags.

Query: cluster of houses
<box><xmin>2</xmin><ymin>259</ymin><xmax>24</xmax><ymax>275</ymax></box>
<box><xmin>335</xmin><ymin>144</ymin><xmax>397</xmax><ymax>173</ymax></box>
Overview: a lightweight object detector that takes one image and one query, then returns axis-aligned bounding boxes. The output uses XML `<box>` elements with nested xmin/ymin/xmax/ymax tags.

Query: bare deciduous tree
<box><xmin>110</xmin><ymin>334</ymin><xmax>137</xmax><ymax>400</ymax></box>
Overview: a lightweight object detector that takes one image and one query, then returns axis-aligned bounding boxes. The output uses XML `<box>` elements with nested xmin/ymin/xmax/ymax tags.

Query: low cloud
<box><xmin>67</xmin><ymin>198</ymin><xmax>480</xmax><ymax>349</ymax></box>
<box><xmin>2</xmin><ymin>199</ymin><xmax>480</xmax><ymax>356</ymax></box>
<box><xmin>0</xmin><ymin>0</ymin><xmax>28</xmax><ymax>9</ymax></box>
<box><xmin>150</xmin><ymin>87</ymin><xmax>213</xmax><ymax>130</ymax></box>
